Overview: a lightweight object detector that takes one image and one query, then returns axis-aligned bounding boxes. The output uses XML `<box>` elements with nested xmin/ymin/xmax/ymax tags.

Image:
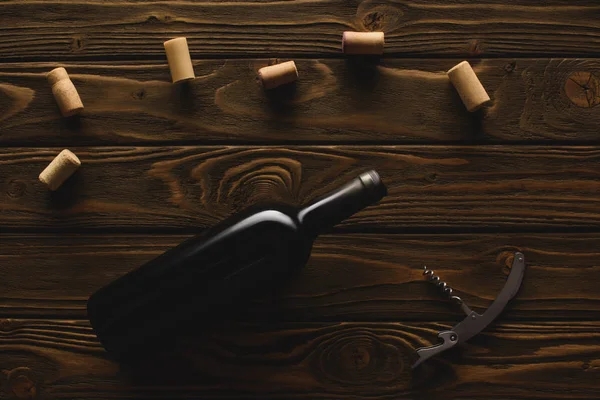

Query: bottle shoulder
<box><xmin>219</xmin><ymin>204</ymin><xmax>301</xmax><ymax>232</ymax></box>
<box><xmin>189</xmin><ymin>205</ymin><xmax>302</xmax><ymax>250</ymax></box>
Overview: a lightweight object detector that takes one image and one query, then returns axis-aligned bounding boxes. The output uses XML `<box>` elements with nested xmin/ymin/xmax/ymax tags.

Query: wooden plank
<box><xmin>0</xmin><ymin>233</ymin><xmax>597</xmax><ymax>320</ymax></box>
<box><xmin>0</xmin><ymin>1</ymin><xmax>598</xmax><ymax>60</ymax></box>
<box><xmin>2</xmin><ymin>146</ymin><xmax>600</xmax><ymax>231</ymax></box>
<box><xmin>1</xmin><ymin>59</ymin><xmax>599</xmax><ymax>145</ymax></box>
<box><xmin>0</xmin><ymin>319</ymin><xmax>598</xmax><ymax>399</ymax></box>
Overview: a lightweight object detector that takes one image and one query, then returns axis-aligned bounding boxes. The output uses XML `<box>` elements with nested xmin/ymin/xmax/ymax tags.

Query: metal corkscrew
<box><xmin>422</xmin><ymin>266</ymin><xmax>473</xmax><ymax>315</ymax></box>
<box><xmin>413</xmin><ymin>252</ymin><xmax>526</xmax><ymax>368</ymax></box>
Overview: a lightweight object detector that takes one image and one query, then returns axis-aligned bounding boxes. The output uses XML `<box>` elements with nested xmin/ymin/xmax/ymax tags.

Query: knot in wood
<box><xmin>70</xmin><ymin>35</ymin><xmax>87</xmax><ymax>53</ymax></box>
<box><xmin>425</xmin><ymin>173</ymin><xmax>437</xmax><ymax>183</ymax></box>
<box><xmin>467</xmin><ymin>39</ymin><xmax>483</xmax><ymax>56</ymax></box>
<box><xmin>363</xmin><ymin>11</ymin><xmax>384</xmax><ymax>31</ymax></box>
<box><xmin>504</xmin><ymin>61</ymin><xmax>517</xmax><ymax>73</ymax></box>
<box><xmin>132</xmin><ymin>88</ymin><xmax>147</xmax><ymax>100</ymax></box>
<box><xmin>146</xmin><ymin>14</ymin><xmax>173</xmax><ymax>24</ymax></box>
<box><xmin>564</xmin><ymin>72</ymin><xmax>600</xmax><ymax>108</ymax></box>
<box><xmin>220</xmin><ymin>160</ymin><xmax>299</xmax><ymax>210</ymax></box>
<box><xmin>358</xmin><ymin>4</ymin><xmax>404</xmax><ymax>32</ymax></box>
<box><xmin>3</xmin><ymin>367</ymin><xmax>37</xmax><ymax>400</ymax></box>
<box><xmin>499</xmin><ymin>250</ymin><xmax>520</xmax><ymax>276</ymax></box>
<box><xmin>6</xmin><ymin>179</ymin><xmax>26</xmax><ymax>198</ymax></box>
<box><xmin>310</xmin><ymin>327</ymin><xmax>408</xmax><ymax>389</ymax></box>
<box><xmin>187</xmin><ymin>151</ymin><xmax>302</xmax><ymax>213</ymax></box>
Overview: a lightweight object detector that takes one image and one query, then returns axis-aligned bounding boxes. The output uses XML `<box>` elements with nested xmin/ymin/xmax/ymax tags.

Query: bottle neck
<box><xmin>297</xmin><ymin>170</ymin><xmax>387</xmax><ymax>236</ymax></box>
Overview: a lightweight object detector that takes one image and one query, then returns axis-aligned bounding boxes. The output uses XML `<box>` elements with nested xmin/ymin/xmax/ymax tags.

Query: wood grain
<box><xmin>1</xmin><ymin>59</ymin><xmax>599</xmax><ymax>145</ymax></box>
<box><xmin>2</xmin><ymin>146</ymin><xmax>600</xmax><ymax>231</ymax></box>
<box><xmin>0</xmin><ymin>233</ymin><xmax>597</xmax><ymax>320</ymax></box>
<box><xmin>0</xmin><ymin>0</ymin><xmax>597</xmax><ymax>397</ymax></box>
<box><xmin>0</xmin><ymin>0</ymin><xmax>598</xmax><ymax>60</ymax></box>
<box><xmin>0</xmin><ymin>319</ymin><xmax>598</xmax><ymax>399</ymax></box>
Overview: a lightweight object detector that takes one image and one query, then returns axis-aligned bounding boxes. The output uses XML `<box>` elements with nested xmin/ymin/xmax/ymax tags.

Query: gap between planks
<box><xmin>3</xmin><ymin>54</ymin><xmax>600</xmax><ymax>64</ymax></box>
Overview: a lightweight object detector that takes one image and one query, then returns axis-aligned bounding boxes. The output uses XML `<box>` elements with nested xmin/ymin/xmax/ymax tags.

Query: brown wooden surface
<box><xmin>2</xmin><ymin>146</ymin><xmax>600</xmax><ymax>231</ymax></box>
<box><xmin>0</xmin><ymin>319</ymin><xmax>598</xmax><ymax>400</ymax></box>
<box><xmin>0</xmin><ymin>233</ymin><xmax>598</xmax><ymax>321</ymax></box>
<box><xmin>1</xmin><ymin>59</ymin><xmax>599</xmax><ymax>145</ymax></box>
<box><xmin>1</xmin><ymin>0</ymin><xmax>599</xmax><ymax>399</ymax></box>
<box><xmin>0</xmin><ymin>0</ymin><xmax>599</xmax><ymax>60</ymax></box>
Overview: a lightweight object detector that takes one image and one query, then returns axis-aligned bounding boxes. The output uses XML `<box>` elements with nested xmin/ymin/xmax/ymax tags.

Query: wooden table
<box><xmin>1</xmin><ymin>1</ymin><xmax>599</xmax><ymax>399</ymax></box>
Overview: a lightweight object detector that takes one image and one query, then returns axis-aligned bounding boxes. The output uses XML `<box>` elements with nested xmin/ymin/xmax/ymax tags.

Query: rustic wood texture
<box><xmin>2</xmin><ymin>146</ymin><xmax>600</xmax><ymax>231</ymax></box>
<box><xmin>0</xmin><ymin>233</ymin><xmax>598</xmax><ymax>321</ymax></box>
<box><xmin>0</xmin><ymin>319</ymin><xmax>598</xmax><ymax>400</ymax></box>
<box><xmin>1</xmin><ymin>59</ymin><xmax>599</xmax><ymax>145</ymax></box>
<box><xmin>0</xmin><ymin>1</ymin><xmax>599</xmax><ymax>60</ymax></box>
<box><xmin>1</xmin><ymin>0</ymin><xmax>598</xmax><ymax>398</ymax></box>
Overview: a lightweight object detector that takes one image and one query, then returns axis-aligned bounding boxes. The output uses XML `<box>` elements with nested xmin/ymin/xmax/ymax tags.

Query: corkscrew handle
<box><xmin>413</xmin><ymin>252</ymin><xmax>526</xmax><ymax>369</ymax></box>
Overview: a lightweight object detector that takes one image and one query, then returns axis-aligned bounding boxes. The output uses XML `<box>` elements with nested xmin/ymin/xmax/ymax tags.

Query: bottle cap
<box><xmin>358</xmin><ymin>170</ymin><xmax>387</xmax><ymax>203</ymax></box>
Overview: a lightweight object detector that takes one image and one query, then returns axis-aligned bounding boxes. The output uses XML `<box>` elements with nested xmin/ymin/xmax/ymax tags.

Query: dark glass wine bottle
<box><xmin>87</xmin><ymin>170</ymin><xmax>387</xmax><ymax>358</ymax></box>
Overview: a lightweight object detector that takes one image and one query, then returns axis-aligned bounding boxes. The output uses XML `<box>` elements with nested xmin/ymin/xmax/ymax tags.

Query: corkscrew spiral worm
<box><xmin>423</xmin><ymin>266</ymin><xmax>464</xmax><ymax>305</ymax></box>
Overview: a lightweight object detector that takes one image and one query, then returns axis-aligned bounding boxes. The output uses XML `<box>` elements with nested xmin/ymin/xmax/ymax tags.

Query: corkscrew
<box><xmin>412</xmin><ymin>252</ymin><xmax>526</xmax><ymax>368</ymax></box>
<box><xmin>422</xmin><ymin>266</ymin><xmax>473</xmax><ymax>316</ymax></box>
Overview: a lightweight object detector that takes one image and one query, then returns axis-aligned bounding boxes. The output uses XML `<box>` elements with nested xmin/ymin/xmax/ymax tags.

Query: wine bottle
<box><xmin>87</xmin><ymin>170</ymin><xmax>387</xmax><ymax>358</ymax></box>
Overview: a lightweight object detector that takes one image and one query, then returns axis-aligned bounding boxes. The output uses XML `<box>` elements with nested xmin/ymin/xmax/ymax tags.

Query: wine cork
<box><xmin>39</xmin><ymin>149</ymin><xmax>81</xmax><ymax>191</ymax></box>
<box><xmin>447</xmin><ymin>61</ymin><xmax>491</xmax><ymax>112</ymax></box>
<box><xmin>164</xmin><ymin>37</ymin><xmax>195</xmax><ymax>83</ymax></box>
<box><xmin>258</xmin><ymin>61</ymin><xmax>298</xmax><ymax>90</ymax></box>
<box><xmin>342</xmin><ymin>32</ymin><xmax>385</xmax><ymax>55</ymax></box>
<box><xmin>47</xmin><ymin>67</ymin><xmax>84</xmax><ymax>117</ymax></box>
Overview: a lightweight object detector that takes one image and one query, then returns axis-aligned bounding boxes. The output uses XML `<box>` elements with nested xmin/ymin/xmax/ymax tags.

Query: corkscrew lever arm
<box><xmin>412</xmin><ymin>252</ymin><xmax>526</xmax><ymax>368</ymax></box>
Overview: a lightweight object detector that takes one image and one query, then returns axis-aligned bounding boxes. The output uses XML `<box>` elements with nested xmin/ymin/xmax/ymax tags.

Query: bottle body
<box><xmin>87</xmin><ymin>170</ymin><xmax>387</xmax><ymax>358</ymax></box>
